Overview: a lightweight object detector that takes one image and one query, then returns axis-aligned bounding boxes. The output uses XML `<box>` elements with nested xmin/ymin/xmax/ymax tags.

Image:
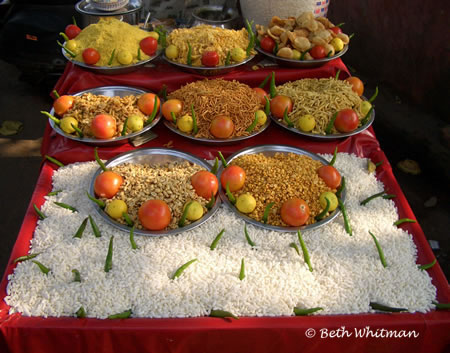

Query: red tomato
<box><xmin>191</xmin><ymin>171</ymin><xmax>218</xmax><ymax>199</ymax></box>
<box><xmin>91</xmin><ymin>114</ymin><xmax>116</xmax><ymax>139</ymax></box>
<box><xmin>210</xmin><ymin>115</ymin><xmax>234</xmax><ymax>138</ymax></box>
<box><xmin>260</xmin><ymin>36</ymin><xmax>276</xmax><ymax>53</ymax></box>
<box><xmin>137</xmin><ymin>93</ymin><xmax>161</xmax><ymax>115</ymax></box>
<box><xmin>334</xmin><ymin>109</ymin><xmax>359</xmax><ymax>132</ymax></box>
<box><xmin>220</xmin><ymin>165</ymin><xmax>246</xmax><ymax>192</ymax></box>
<box><xmin>330</xmin><ymin>26</ymin><xmax>343</xmax><ymax>35</ymax></box>
<box><xmin>82</xmin><ymin>48</ymin><xmax>100</xmax><ymax>65</ymax></box>
<box><xmin>317</xmin><ymin>165</ymin><xmax>342</xmax><ymax>189</ymax></box>
<box><xmin>53</xmin><ymin>95</ymin><xmax>74</xmax><ymax>116</ymax></box>
<box><xmin>345</xmin><ymin>76</ymin><xmax>364</xmax><ymax>96</ymax></box>
<box><xmin>253</xmin><ymin>87</ymin><xmax>269</xmax><ymax>106</ymax></box>
<box><xmin>65</xmin><ymin>24</ymin><xmax>81</xmax><ymax>39</ymax></box>
<box><xmin>162</xmin><ymin>99</ymin><xmax>183</xmax><ymax>121</ymax></box>
<box><xmin>310</xmin><ymin>45</ymin><xmax>326</xmax><ymax>59</ymax></box>
<box><xmin>138</xmin><ymin>199</ymin><xmax>171</xmax><ymax>231</ymax></box>
<box><xmin>280</xmin><ymin>198</ymin><xmax>310</xmax><ymax>226</ymax></box>
<box><xmin>94</xmin><ymin>171</ymin><xmax>123</xmax><ymax>198</ymax></box>
<box><xmin>201</xmin><ymin>51</ymin><xmax>220</xmax><ymax>67</ymax></box>
<box><xmin>140</xmin><ymin>37</ymin><xmax>158</xmax><ymax>56</ymax></box>
<box><xmin>270</xmin><ymin>95</ymin><xmax>293</xmax><ymax>119</ymax></box>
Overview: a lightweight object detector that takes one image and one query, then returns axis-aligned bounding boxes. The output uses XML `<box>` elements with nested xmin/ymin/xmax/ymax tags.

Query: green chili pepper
<box><xmin>76</xmin><ymin>306</ymin><xmax>86</xmax><ymax>318</ymax></box>
<box><xmin>244</xmin><ymin>224</ymin><xmax>255</xmax><ymax>247</ymax></box>
<box><xmin>239</xmin><ymin>258</ymin><xmax>245</xmax><ymax>280</ymax></box>
<box><xmin>137</xmin><ymin>48</ymin><xmax>141</xmax><ymax>61</ymax></box>
<box><xmin>72</xmin><ymin>269</ymin><xmax>81</xmax><ymax>282</ymax></box>
<box><xmin>246</xmin><ymin>112</ymin><xmax>259</xmax><ymax>133</ymax></box>
<box><xmin>59</xmin><ymin>31</ymin><xmax>69</xmax><ymax>41</ymax></box>
<box><xmin>210</xmin><ymin>229</ymin><xmax>225</xmax><ymax>250</ymax></box>
<box><xmin>383</xmin><ymin>194</ymin><xmax>396</xmax><ymax>200</ymax></box>
<box><xmin>335</xmin><ymin>69</ymin><xmax>341</xmax><ymax>80</ymax></box>
<box><xmin>108</xmin><ymin>309</ymin><xmax>132</xmax><ymax>319</ymax></box>
<box><xmin>273</xmin><ymin>41</ymin><xmax>278</xmax><ymax>55</ymax></box>
<box><xmin>394</xmin><ymin>218</ymin><xmax>416</xmax><ymax>226</ymax></box>
<box><xmin>325</xmin><ymin>112</ymin><xmax>338</xmax><ymax>134</ymax></box>
<box><xmin>369</xmin><ymin>86</ymin><xmax>379</xmax><ymax>103</ymax></box>
<box><xmin>315</xmin><ymin>197</ymin><xmax>330</xmax><ymax>221</ymax></box>
<box><xmin>171</xmin><ymin>258</ymin><xmax>197</xmax><ymax>279</ymax></box>
<box><xmin>418</xmin><ymin>259</ymin><xmax>436</xmax><ymax>271</ymax></box>
<box><xmin>369</xmin><ymin>231</ymin><xmax>387</xmax><ymax>268</ymax></box>
<box><xmin>41</xmin><ymin>111</ymin><xmax>61</xmax><ymax>125</ymax></box>
<box><xmin>360</xmin><ymin>191</ymin><xmax>386</xmax><ymax>206</ymax></box>
<box><xmin>108</xmin><ymin>49</ymin><xmax>116</xmax><ymax>66</ymax></box>
<box><xmin>269</xmin><ymin>71</ymin><xmax>277</xmax><ymax>98</ymax></box>
<box><xmin>259</xmin><ymin>73</ymin><xmax>271</xmax><ymax>89</ymax></box>
<box><xmin>225</xmin><ymin>51</ymin><xmax>231</xmax><ymax>66</ymax></box>
<box><xmin>283</xmin><ymin>107</ymin><xmax>294</xmax><ymax>127</ymax></box>
<box><xmin>210</xmin><ymin>309</ymin><xmax>239</xmax><ymax>320</ymax></box>
<box><xmin>360</xmin><ymin>105</ymin><xmax>374</xmax><ymax>126</ymax></box>
<box><xmin>218</xmin><ymin>151</ymin><xmax>228</xmax><ymax>168</ymax></box>
<box><xmin>205</xmin><ymin>193</ymin><xmax>215</xmax><ymax>210</ymax></box>
<box><xmin>300</xmin><ymin>48</ymin><xmax>311</xmax><ymax>61</ymax></box>
<box><xmin>191</xmin><ymin>104</ymin><xmax>198</xmax><ymax>134</ymax></box>
<box><xmin>326</xmin><ymin>50</ymin><xmax>333</xmax><ymax>58</ymax></box>
<box><xmin>369</xmin><ymin>302</ymin><xmax>406</xmax><ymax>312</ymax></box>
<box><xmin>86</xmin><ymin>191</ymin><xmax>106</xmax><ymax>209</ymax></box>
<box><xmin>262</xmin><ymin>202</ymin><xmax>274</xmax><ymax>224</ymax></box>
<box><xmin>297</xmin><ymin>230</ymin><xmax>313</xmax><ymax>272</ymax></box>
<box><xmin>73</xmin><ymin>217</ymin><xmax>88</xmax><ymax>238</ymax></box>
<box><xmin>52</xmin><ymin>90</ymin><xmax>60</xmax><ymax>99</ymax></box>
<box><xmin>13</xmin><ymin>253</ymin><xmax>40</xmax><ymax>264</ymax></box>
<box><xmin>178</xmin><ymin>201</ymin><xmax>193</xmax><ymax>227</ymax></box>
<box><xmin>328</xmin><ymin>146</ymin><xmax>338</xmax><ymax>166</ymax></box>
<box><xmin>129</xmin><ymin>225</ymin><xmax>139</xmax><ymax>250</ymax></box>
<box><xmin>187</xmin><ymin>42</ymin><xmax>192</xmax><ymax>65</ymax></box>
<box><xmin>94</xmin><ymin>147</ymin><xmax>108</xmax><ymax>172</ymax></box>
<box><xmin>293</xmin><ymin>307</ymin><xmax>323</xmax><ymax>316</ymax></box>
<box><xmin>104</xmin><ymin>236</ymin><xmax>114</xmax><ymax>273</ymax></box>
<box><xmin>289</xmin><ymin>242</ymin><xmax>300</xmax><ymax>256</ymax></box>
<box><xmin>210</xmin><ymin>157</ymin><xmax>219</xmax><ymax>175</ymax></box>
<box><xmin>336</xmin><ymin>176</ymin><xmax>345</xmax><ymax>199</ymax></box>
<box><xmin>45</xmin><ymin>154</ymin><xmax>64</xmax><ymax>167</ymax></box>
<box><xmin>72</xmin><ymin>16</ymin><xmax>77</xmax><ymax>26</ymax></box>
<box><xmin>147</xmin><ymin>95</ymin><xmax>159</xmax><ymax>125</ymax></box>
<box><xmin>432</xmin><ymin>301</ymin><xmax>450</xmax><ymax>310</ymax></box>
<box><xmin>121</xmin><ymin>117</ymin><xmax>128</xmax><ymax>136</ymax></box>
<box><xmin>336</xmin><ymin>22</ymin><xmax>345</xmax><ymax>27</ymax></box>
<box><xmin>157</xmin><ymin>84</ymin><xmax>167</xmax><ymax>101</ymax></box>
<box><xmin>264</xmin><ymin>96</ymin><xmax>270</xmax><ymax>116</ymax></box>
<box><xmin>338</xmin><ymin>198</ymin><xmax>352</xmax><ymax>236</ymax></box>
<box><xmin>54</xmin><ymin>201</ymin><xmax>77</xmax><ymax>212</ymax></box>
<box><xmin>155</xmin><ymin>25</ymin><xmax>167</xmax><ymax>47</ymax></box>
<box><xmin>57</xmin><ymin>40</ymin><xmax>76</xmax><ymax>58</ymax></box>
<box><xmin>32</xmin><ymin>260</ymin><xmax>50</xmax><ymax>275</ymax></box>
<box><xmin>375</xmin><ymin>160</ymin><xmax>384</xmax><ymax>167</ymax></box>
<box><xmin>123</xmin><ymin>212</ymin><xmax>134</xmax><ymax>227</ymax></box>
<box><xmin>71</xmin><ymin>123</ymin><xmax>84</xmax><ymax>138</ymax></box>
<box><xmin>245</xmin><ymin>19</ymin><xmax>255</xmax><ymax>56</ymax></box>
<box><xmin>170</xmin><ymin>111</ymin><xmax>177</xmax><ymax>125</ymax></box>
<box><xmin>225</xmin><ymin>182</ymin><xmax>236</xmax><ymax>204</ymax></box>
<box><xmin>89</xmin><ymin>215</ymin><xmax>101</xmax><ymax>238</ymax></box>
<box><xmin>349</xmin><ymin>33</ymin><xmax>355</xmax><ymax>40</ymax></box>
<box><xmin>33</xmin><ymin>203</ymin><xmax>46</xmax><ymax>220</ymax></box>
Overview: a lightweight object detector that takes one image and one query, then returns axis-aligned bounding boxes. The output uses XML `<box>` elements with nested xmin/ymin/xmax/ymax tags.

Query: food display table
<box><xmin>1</xmin><ymin>59</ymin><xmax>449</xmax><ymax>353</ymax></box>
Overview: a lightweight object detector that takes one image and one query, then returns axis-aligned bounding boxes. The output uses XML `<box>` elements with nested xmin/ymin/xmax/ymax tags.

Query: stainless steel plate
<box><xmin>162</xmin><ymin>53</ymin><xmax>256</xmax><ymax>76</ymax></box>
<box><xmin>163</xmin><ymin>116</ymin><xmax>270</xmax><ymax>145</ymax></box>
<box><xmin>217</xmin><ymin>145</ymin><xmax>346</xmax><ymax>232</ymax></box>
<box><xmin>271</xmin><ymin>95</ymin><xmax>375</xmax><ymax>140</ymax></box>
<box><xmin>88</xmin><ymin>148</ymin><xmax>221</xmax><ymax>236</ymax></box>
<box><xmin>75</xmin><ymin>0</ymin><xmax>142</xmax><ymax>16</ymax></box>
<box><xmin>255</xmin><ymin>45</ymin><xmax>348</xmax><ymax>68</ymax></box>
<box><xmin>49</xmin><ymin>86</ymin><xmax>161</xmax><ymax>147</ymax></box>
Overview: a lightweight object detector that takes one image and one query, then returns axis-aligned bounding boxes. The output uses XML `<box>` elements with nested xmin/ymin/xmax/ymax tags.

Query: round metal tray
<box><xmin>62</xmin><ymin>47</ymin><xmax>161</xmax><ymax>75</ymax></box>
<box><xmin>75</xmin><ymin>0</ymin><xmax>141</xmax><ymax>16</ymax></box>
<box><xmin>255</xmin><ymin>44</ymin><xmax>348</xmax><ymax>68</ymax></box>
<box><xmin>163</xmin><ymin>115</ymin><xmax>270</xmax><ymax>145</ymax></box>
<box><xmin>271</xmin><ymin>95</ymin><xmax>375</xmax><ymax>140</ymax></box>
<box><xmin>49</xmin><ymin>86</ymin><xmax>161</xmax><ymax>147</ymax></box>
<box><xmin>162</xmin><ymin>53</ymin><xmax>255</xmax><ymax>76</ymax></box>
<box><xmin>88</xmin><ymin>148</ymin><xmax>221</xmax><ymax>236</ymax></box>
<box><xmin>217</xmin><ymin>145</ymin><xmax>346</xmax><ymax>232</ymax></box>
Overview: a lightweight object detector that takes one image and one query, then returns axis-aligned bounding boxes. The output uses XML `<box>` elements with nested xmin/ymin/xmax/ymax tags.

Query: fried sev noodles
<box><xmin>167</xmin><ymin>25</ymin><xmax>255</xmax><ymax>66</ymax></box>
<box><xmin>168</xmin><ymin>79</ymin><xmax>263</xmax><ymax>139</ymax></box>
<box><xmin>276</xmin><ymin>78</ymin><xmax>365</xmax><ymax>135</ymax></box>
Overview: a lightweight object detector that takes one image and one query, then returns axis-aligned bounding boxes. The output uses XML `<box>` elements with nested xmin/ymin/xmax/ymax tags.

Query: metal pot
<box><xmin>191</xmin><ymin>5</ymin><xmax>240</xmax><ymax>29</ymax></box>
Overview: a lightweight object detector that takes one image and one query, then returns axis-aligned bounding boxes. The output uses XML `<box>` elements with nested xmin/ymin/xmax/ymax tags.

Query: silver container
<box><xmin>191</xmin><ymin>5</ymin><xmax>240</xmax><ymax>29</ymax></box>
<box><xmin>255</xmin><ymin>45</ymin><xmax>348</xmax><ymax>68</ymax></box>
<box><xmin>88</xmin><ymin>148</ymin><xmax>221</xmax><ymax>236</ymax></box>
<box><xmin>217</xmin><ymin>145</ymin><xmax>346</xmax><ymax>232</ymax></box>
<box><xmin>49</xmin><ymin>86</ymin><xmax>161</xmax><ymax>147</ymax></box>
<box><xmin>75</xmin><ymin>0</ymin><xmax>142</xmax><ymax>27</ymax></box>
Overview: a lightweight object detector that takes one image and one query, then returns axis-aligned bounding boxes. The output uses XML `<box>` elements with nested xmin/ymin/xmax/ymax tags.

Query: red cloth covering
<box><xmin>0</xmin><ymin>60</ymin><xmax>448</xmax><ymax>353</ymax></box>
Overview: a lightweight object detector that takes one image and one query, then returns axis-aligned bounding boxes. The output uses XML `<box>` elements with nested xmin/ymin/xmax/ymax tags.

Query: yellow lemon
<box><xmin>184</xmin><ymin>201</ymin><xmax>204</xmax><ymax>221</ymax></box>
<box><xmin>360</xmin><ymin>101</ymin><xmax>372</xmax><ymax>117</ymax></box>
<box><xmin>117</xmin><ymin>50</ymin><xmax>133</xmax><ymax>65</ymax></box>
<box><xmin>231</xmin><ymin>47</ymin><xmax>246</xmax><ymax>62</ymax></box>
<box><xmin>177</xmin><ymin>114</ymin><xmax>194</xmax><ymax>133</ymax></box>
<box><xmin>330</xmin><ymin>38</ymin><xmax>344</xmax><ymax>52</ymax></box>
<box><xmin>297</xmin><ymin>114</ymin><xmax>316</xmax><ymax>132</ymax></box>
<box><xmin>147</xmin><ymin>31</ymin><xmax>159</xmax><ymax>40</ymax></box>
<box><xmin>65</xmin><ymin>40</ymin><xmax>77</xmax><ymax>52</ymax></box>
<box><xmin>255</xmin><ymin>110</ymin><xmax>267</xmax><ymax>125</ymax></box>
<box><xmin>128</xmin><ymin>115</ymin><xmax>144</xmax><ymax>132</ymax></box>
<box><xmin>60</xmin><ymin>116</ymin><xmax>78</xmax><ymax>134</ymax></box>
<box><xmin>236</xmin><ymin>193</ymin><xmax>257</xmax><ymax>213</ymax></box>
<box><xmin>292</xmin><ymin>49</ymin><xmax>301</xmax><ymax>60</ymax></box>
<box><xmin>319</xmin><ymin>192</ymin><xmax>338</xmax><ymax>212</ymax></box>
<box><xmin>105</xmin><ymin>200</ymin><xmax>128</xmax><ymax>219</ymax></box>
<box><xmin>165</xmin><ymin>45</ymin><xmax>179</xmax><ymax>59</ymax></box>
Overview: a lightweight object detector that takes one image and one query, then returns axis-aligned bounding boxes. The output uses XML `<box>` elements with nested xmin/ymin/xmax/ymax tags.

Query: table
<box><xmin>1</xmin><ymin>59</ymin><xmax>449</xmax><ymax>353</ymax></box>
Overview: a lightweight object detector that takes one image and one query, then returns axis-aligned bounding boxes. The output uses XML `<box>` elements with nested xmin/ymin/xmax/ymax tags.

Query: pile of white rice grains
<box><xmin>5</xmin><ymin>153</ymin><xmax>437</xmax><ymax>319</ymax></box>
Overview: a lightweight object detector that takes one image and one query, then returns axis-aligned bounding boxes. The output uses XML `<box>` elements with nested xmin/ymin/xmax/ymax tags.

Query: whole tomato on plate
<box><xmin>310</xmin><ymin>45</ymin><xmax>326</xmax><ymax>59</ymax></box>
<box><xmin>140</xmin><ymin>37</ymin><xmax>158</xmax><ymax>56</ymax></box>
<box><xmin>82</xmin><ymin>48</ymin><xmax>100</xmax><ymax>65</ymax></box>
<box><xmin>138</xmin><ymin>199</ymin><xmax>171</xmax><ymax>230</ymax></box>
<box><xmin>191</xmin><ymin>171</ymin><xmax>218</xmax><ymax>200</ymax></box>
<box><xmin>162</xmin><ymin>99</ymin><xmax>183</xmax><ymax>121</ymax></box>
<box><xmin>260</xmin><ymin>36</ymin><xmax>276</xmax><ymax>53</ymax></box>
<box><xmin>345</xmin><ymin>77</ymin><xmax>364</xmax><ymax>96</ymax></box>
<box><xmin>210</xmin><ymin>115</ymin><xmax>234</xmax><ymax>138</ymax></box>
<box><xmin>334</xmin><ymin>109</ymin><xmax>359</xmax><ymax>132</ymax></box>
<box><xmin>317</xmin><ymin>165</ymin><xmax>341</xmax><ymax>189</ymax></box>
<box><xmin>220</xmin><ymin>165</ymin><xmax>246</xmax><ymax>192</ymax></box>
<box><xmin>280</xmin><ymin>198</ymin><xmax>310</xmax><ymax>226</ymax></box>
<box><xmin>201</xmin><ymin>51</ymin><xmax>220</xmax><ymax>67</ymax></box>
<box><xmin>91</xmin><ymin>114</ymin><xmax>116</xmax><ymax>139</ymax></box>
<box><xmin>138</xmin><ymin>93</ymin><xmax>161</xmax><ymax>116</ymax></box>
<box><xmin>270</xmin><ymin>95</ymin><xmax>293</xmax><ymax>119</ymax></box>
<box><xmin>65</xmin><ymin>24</ymin><xmax>81</xmax><ymax>39</ymax></box>
<box><xmin>252</xmin><ymin>87</ymin><xmax>269</xmax><ymax>106</ymax></box>
<box><xmin>53</xmin><ymin>95</ymin><xmax>74</xmax><ymax>116</ymax></box>
<box><xmin>94</xmin><ymin>171</ymin><xmax>123</xmax><ymax>199</ymax></box>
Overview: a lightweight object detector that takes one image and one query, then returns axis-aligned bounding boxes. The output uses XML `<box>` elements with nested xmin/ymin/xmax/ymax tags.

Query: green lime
<box><xmin>185</xmin><ymin>201</ymin><xmax>204</xmax><ymax>221</ymax></box>
<box><xmin>297</xmin><ymin>114</ymin><xmax>316</xmax><ymax>132</ymax></box>
<box><xmin>319</xmin><ymin>192</ymin><xmax>338</xmax><ymax>211</ymax></box>
<box><xmin>236</xmin><ymin>194</ymin><xmax>256</xmax><ymax>213</ymax></box>
<box><xmin>106</xmin><ymin>200</ymin><xmax>128</xmax><ymax>219</ymax></box>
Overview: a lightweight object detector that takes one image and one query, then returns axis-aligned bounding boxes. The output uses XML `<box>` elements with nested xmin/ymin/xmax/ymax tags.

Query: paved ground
<box><xmin>0</xmin><ymin>59</ymin><xmax>448</xmax><ymax>283</ymax></box>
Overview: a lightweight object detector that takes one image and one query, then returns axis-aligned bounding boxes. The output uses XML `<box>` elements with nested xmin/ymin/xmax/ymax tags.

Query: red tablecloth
<box><xmin>1</xmin><ymin>60</ymin><xmax>449</xmax><ymax>353</ymax></box>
